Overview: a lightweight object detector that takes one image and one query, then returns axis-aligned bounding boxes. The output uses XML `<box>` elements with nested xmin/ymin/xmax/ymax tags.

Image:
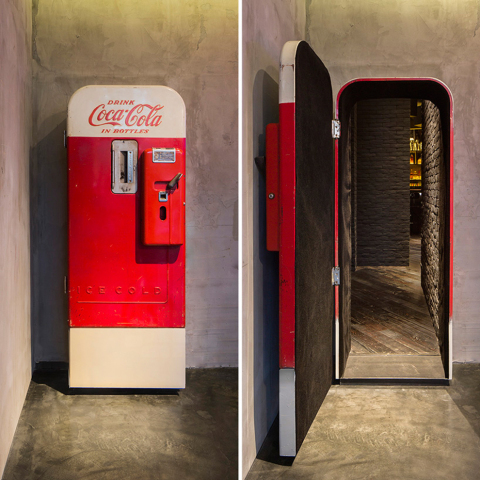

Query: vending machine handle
<box><xmin>167</xmin><ymin>173</ymin><xmax>183</xmax><ymax>190</ymax></box>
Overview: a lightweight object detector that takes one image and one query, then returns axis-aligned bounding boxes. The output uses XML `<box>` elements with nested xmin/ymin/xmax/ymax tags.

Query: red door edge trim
<box><xmin>279</xmin><ymin>102</ymin><xmax>296</xmax><ymax>369</ymax></box>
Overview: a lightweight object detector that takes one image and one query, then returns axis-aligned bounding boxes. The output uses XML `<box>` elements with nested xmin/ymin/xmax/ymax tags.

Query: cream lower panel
<box><xmin>279</xmin><ymin>368</ymin><xmax>296</xmax><ymax>457</ymax></box>
<box><xmin>69</xmin><ymin>327</ymin><xmax>185</xmax><ymax>388</ymax></box>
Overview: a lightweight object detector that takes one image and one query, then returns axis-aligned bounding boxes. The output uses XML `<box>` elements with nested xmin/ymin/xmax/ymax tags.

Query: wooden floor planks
<box><xmin>351</xmin><ymin>236</ymin><xmax>440</xmax><ymax>356</ymax></box>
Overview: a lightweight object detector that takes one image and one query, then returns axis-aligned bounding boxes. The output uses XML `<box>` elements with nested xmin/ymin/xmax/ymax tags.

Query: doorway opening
<box><xmin>336</xmin><ymin>79</ymin><xmax>453</xmax><ymax>382</ymax></box>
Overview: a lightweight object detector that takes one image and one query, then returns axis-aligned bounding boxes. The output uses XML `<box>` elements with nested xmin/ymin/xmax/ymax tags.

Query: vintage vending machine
<box><xmin>67</xmin><ymin>85</ymin><xmax>186</xmax><ymax>388</ymax></box>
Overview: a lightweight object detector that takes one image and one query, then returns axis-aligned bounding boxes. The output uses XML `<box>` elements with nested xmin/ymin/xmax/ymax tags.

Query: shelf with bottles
<box><xmin>410</xmin><ymin>128</ymin><xmax>422</xmax><ymax>165</ymax></box>
<box><xmin>410</xmin><ymin>163</ymin><xmax>422</xmax><ymax>190</ymax></box>
<box><xmin>410</xmin><ymin>153</ymin><xmax>422</xmax><ymax>165</ymax></box>
<box><xmin>410</xmin><ymin>102</ymin><xmax>423</xmax><ymax>190</ymax></box>
<box><xmin>410</xmin><ymin>164</ymin><xmax>421</xmax><ymax>177</ymax></box>
<box><xmin>410</xmin><ymin>138</ymin><xmax>422</xmax><ymax>153</ymax></box>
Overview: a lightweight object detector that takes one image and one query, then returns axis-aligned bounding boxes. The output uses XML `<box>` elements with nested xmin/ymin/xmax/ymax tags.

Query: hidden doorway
<box><xmin>335</xmin><ymin>79</ymin><xmax>453</xmax><ymax>382</ymax></box>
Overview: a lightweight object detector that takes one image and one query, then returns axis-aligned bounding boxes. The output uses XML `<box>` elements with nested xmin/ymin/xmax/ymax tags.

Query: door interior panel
<box><xmin>293</xmin><ymin>41</ymin><xmax>335</xmax><ymax>451</ymax></box>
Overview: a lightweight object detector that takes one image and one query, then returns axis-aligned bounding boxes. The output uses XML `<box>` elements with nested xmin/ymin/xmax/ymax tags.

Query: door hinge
<box><xmin>64</xmin><ymin>130</ymin><xmax>67</xmax><ymax>148</ymax></box>
<box><xmin>64</xmin><ymin>276</ymin><xmax>68</xmax><ymax>294</ymax></box>
<box><xmin>332</xmin><ymin>120</ymin><xmax>341</xmax><ymax>139</ymax></box>
<box><xmin>332</xmin><ymin>266</ymin><xmax>340</xmax><ymax>286</ymax></box>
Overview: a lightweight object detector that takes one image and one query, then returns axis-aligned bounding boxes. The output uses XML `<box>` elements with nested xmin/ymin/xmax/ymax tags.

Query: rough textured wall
<box><xmin>355</xmin><ymin>99</ymin><xmax>410</xmax><ymax>266</ymax></box>
<box><xmin>0</xmin><ymin>0</ymin><xmax>32</xmax><ymax>476</ymax></box>
<box><xmin>307</xmin><ymin>0</ymin><xmax>479</xmax><ymax>361</ymax></box>
<box><xmin>242</xmin><ymin>0</ymin><xmax>305</xmax><ymax>475</ymax></box>
<box><xmin>30</xmin><ymin>0</ymin><xmax>238</xmax><ymax>368</ymax></box>
<box><xmin>422</xmin><ymin>100</ymin><xmax>445</xmax><ymax>343</ymax></box>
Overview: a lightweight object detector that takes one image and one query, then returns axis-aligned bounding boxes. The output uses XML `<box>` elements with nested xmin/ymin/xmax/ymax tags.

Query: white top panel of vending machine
<box><xmin>67</xmin><ymin>85</ymin><xmax>186</xmax><ymax>138</ymax></box>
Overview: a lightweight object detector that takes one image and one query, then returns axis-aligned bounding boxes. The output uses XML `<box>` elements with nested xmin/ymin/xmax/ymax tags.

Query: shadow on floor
<box><xmin>448</xmin><ymin>363</ymin><xmax>480</xmax><ymax>438</ymax></box>
<box><xmin>255</xmin><ymin>416</ymin><xmax>294</xmax><ymax>467</ymax></box>
<box><xmin>32</xmin><ymin>369</ymin><xmax>179</xmax><ymax>396</ymax></box>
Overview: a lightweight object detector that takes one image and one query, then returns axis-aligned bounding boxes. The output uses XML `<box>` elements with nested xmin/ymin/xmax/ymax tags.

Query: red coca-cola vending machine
<box><xmin>67</xmin><ymin>85</ymin><xmax>186</xmax><ymax>388</ymax></box>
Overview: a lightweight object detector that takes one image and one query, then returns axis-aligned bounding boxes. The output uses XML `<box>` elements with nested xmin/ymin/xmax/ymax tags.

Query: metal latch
<box><xmin>332</xmin><ymin>266</ymin><xmax>340</xmax><ymax>286</ymax></box>
<box><xmin>332</xmin><ymin>120</ymin><xmax>341</xmax><ymax>139</ymax></box>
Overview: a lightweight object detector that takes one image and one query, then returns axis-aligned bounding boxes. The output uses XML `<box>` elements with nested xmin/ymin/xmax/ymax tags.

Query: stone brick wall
<box><xmin>355</xmin><ymin>99</ymin><xmax>410</xmax><ymax>266</ymax></box>
<box><xmin>421</xmin><ymin>101</ymin><xmax>445</xmax><ymax>340</ymax></box>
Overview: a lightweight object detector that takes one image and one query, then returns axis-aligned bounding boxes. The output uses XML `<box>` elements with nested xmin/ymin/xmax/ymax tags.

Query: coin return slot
<box><xmin>159</xmin><ymin>191</ymin><xmax>168</xmax><ymax>202</ymax></box>
<box><xmin>160</xmin><ymin>206</ymin><xmax>167</xmax><ymax>221</ymax></box>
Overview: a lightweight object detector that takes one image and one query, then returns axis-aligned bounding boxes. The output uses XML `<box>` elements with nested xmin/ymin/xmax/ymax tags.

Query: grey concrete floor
<box><xmin>2</xmin><ymin>368</ymin><xmax>237</xmax><ymax>480</ymax></box>
<box><xmin>247</xmin><ymin>363</ymin><xmax>480</xmax><ymax>480</ymax></box>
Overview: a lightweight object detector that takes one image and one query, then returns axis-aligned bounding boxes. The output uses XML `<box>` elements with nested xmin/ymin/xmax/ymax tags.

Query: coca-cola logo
<box><xmin>88</xmin><ymin>100</ymin><xmax>164</xmax><ymax>128</ymax></box>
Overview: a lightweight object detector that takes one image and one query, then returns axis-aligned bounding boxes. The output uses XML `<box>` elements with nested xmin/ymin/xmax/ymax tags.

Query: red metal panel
<box><xmin>68</xmin><ymin>136</ymin><xmax>185</xmax><ymax>328</ymax></box>
<box><xmin>279</xmin><ymin>102</ymin><xmax>296</xmax><ymax>369</ymax></box>
<box><xmin>266</xmin><ymin>123</ymin><xmax>280</xmax><ymax>252</ymax></box>
<box><xmin>142</xmin><ymin>148</ymin><xmax>185</xmax><ymax>246</ymax></box>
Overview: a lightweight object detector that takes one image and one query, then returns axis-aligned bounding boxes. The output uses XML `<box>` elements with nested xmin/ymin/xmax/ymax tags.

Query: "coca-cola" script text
<box><xmin>88</xmin><ymin>101</ymin><xmax>164</xmax><ymax>128</ymax></box>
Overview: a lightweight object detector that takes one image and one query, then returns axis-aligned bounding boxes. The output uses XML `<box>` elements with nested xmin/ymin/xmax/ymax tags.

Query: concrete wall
<box><xmin>0</xmin><ymin>0</ymin><xmax>32</xmax><ymax>476</ymax></box>
<box><xmin>422</xmin><ymin>100</ymin><xmax>446</xmax><ymax>341</ymax></box>
<box><xmin>30</xmin><ymin>0</ymin><xmax>238</xmax><ymax>368</ymax></box>
<box><xmin>355</xmin><ymin>99</ymin><xmax>410</xmax><ymax>266</ymax></box>
<box><xmin>307</xmin><ymin>0</ymin><xmax>480</xmax><ymax>362</ymax></box>
<box><xmin>242</xmin><ymin>0</ymin><xmax>305</xmax><ymax>475</ymax></box>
